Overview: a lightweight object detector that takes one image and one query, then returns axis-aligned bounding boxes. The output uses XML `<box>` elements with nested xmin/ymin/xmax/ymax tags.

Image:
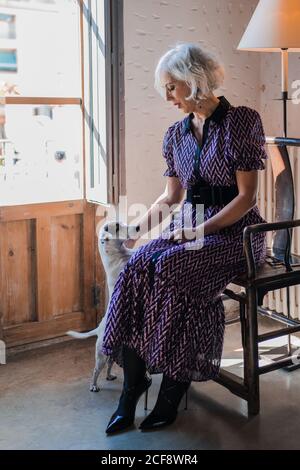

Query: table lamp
<box><xmin>237</xmin><ymin>0</ymin><xmax>300</xmax><ymax>137</ymax></box>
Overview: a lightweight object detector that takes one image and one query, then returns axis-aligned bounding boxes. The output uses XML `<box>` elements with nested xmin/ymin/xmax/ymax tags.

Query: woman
<box><xmin>102</xmin><ymin>42</ymin><xmax>268</xmax><ymax>434</ymax></box>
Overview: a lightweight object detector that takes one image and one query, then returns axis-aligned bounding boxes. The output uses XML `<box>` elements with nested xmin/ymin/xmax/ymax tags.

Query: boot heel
<box><xmin>144</xmin><ymin>387</ymin><xmax>149</xmax><ymax>410</ymax></box>
<box><xmin>184</xmin><ymin>389</ymin><xmax>188</xmax><ymax>410</ymax></box>
<box><xmin>139</xmin><ymin>375</ymin><xmax>190</xmax><ymax>431</ymax></box>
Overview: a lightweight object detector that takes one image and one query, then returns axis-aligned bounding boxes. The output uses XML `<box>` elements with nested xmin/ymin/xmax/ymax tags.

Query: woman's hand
<box><xmin>167</xmin><ymin>224</ymin><xmax>204</xmax><ymax>244</ymax></box>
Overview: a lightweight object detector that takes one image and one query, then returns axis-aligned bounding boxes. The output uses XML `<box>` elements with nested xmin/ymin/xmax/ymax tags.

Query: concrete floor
<box><xmin>1</xmin><ymin>318</ymin><xmax>300</xmax><ymax>450</ymax></box>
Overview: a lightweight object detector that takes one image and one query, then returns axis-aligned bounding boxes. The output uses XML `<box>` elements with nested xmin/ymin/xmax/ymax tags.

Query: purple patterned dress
<box><xmin>102</xmin><ymin>96</ymin><xmax>268</xmax><ymax>383</ymax></box>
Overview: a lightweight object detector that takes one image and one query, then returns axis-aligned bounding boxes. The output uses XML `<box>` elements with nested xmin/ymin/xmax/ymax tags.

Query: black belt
<box><xmin>186</xmin><ymin>181</ymin><xmax>239</xmax><ymax>207</ymax></box>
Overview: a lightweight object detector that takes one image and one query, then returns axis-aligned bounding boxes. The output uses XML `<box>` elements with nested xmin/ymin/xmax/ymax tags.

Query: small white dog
<box><xmin>67</xmin><ymin>221</ymin><xmax>139</xmax><ymax>391</ymax></box>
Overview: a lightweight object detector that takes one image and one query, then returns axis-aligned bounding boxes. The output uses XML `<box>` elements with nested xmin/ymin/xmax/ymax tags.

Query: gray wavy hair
<box><xmin>154</xmin><ymin>42</ymin><xmax>225</xmax><ymax>101</ymax></box>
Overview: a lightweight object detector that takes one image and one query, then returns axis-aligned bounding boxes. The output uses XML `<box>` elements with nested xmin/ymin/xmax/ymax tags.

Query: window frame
<box><xmin>106</xmin><ymin>0</ymin><xmax>125</xmax><ymax>205</ymax></box>
<box><xmin>81</xmin><ymin>0</ymin><xmax>124</xmax><ymax>206</ymax></box>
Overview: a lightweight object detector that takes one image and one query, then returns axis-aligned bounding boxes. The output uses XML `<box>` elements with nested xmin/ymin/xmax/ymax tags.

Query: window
<box><xmin>0</xmin><ymin>14</ymin><xmax>16</xmax><ymax>40</ymax></box>
<box><xmin>0</xmin><ymin>0</ymin><xmax>82</xmax><ymax>206</ymax></box>
<box><xmin>0</xmin><ymin>103</ymin><xmax>82</xmax><ymax>205</ymax></box>
<box><xmin>0</xmin><ymin>49</ymin><xmax>17</xmax><ymax>72</ymax></box>
<box><xmin>0</xmin><ymin>0</ymin><xmax>123</xmax><ymax>207</ymax></box>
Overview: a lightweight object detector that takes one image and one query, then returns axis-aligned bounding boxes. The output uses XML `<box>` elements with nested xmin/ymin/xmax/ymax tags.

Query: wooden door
<box><xmin>0</xmin><ymin>200</ymin><xmax>102</xmax><ymax>347</ymax></box>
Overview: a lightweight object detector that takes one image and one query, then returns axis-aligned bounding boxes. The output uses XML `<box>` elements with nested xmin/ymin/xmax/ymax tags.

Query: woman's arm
<box><xmin>124</xmin><ymin>176</ymin><xmax>185</xmax><ymax>248</ymax></box>
<box><xmin>202</xmin><ymin>169</ymin><xmax>258</xmax><ymax>235</ymax></box>
<box><xmin>124</xmin><ymin>194</ymin><xmax>177</xmax><ymax>249</ymax></box>
<box><xmin>168</xmin><ymin>170</ymin><xmax>258</xmax><ymax>242</ymax></box>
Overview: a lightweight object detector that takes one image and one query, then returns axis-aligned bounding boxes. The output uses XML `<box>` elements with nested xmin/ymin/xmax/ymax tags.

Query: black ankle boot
<box><xmin>106</xmin><ymin>346</ymin><xmax>152</xmax><ymax>435</ymax></box>
<box><xmin>106</xmin><ymin>374</ymin><xmax>152</xmax><ymax>434</ymax></box>
<box><xmin>139</xmin><ymin>374</ymin><xmax>190</xmax><ymax>431</ymax></box>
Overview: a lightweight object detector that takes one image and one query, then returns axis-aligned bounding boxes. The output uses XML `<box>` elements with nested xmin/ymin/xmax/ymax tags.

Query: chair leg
<box><xmin>244</xmin><ymin>286</ymin><xmax>260</xmax><ymax>416</ymax></box>
<box><xmin>286</xmin><ymin>285</ymin><xmax>292</xmax><ymax>356</ymax></box>
<box><xmin>240</xmin><ymin>301</ymin><xmax>246</xmax><ymax>350</ymax></box>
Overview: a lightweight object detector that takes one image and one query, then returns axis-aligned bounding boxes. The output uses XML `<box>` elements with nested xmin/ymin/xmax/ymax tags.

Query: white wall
<box><xmin>123</xmin><ymin>0</ymin><xmax>261</xmax><ymax>210</ymax></box>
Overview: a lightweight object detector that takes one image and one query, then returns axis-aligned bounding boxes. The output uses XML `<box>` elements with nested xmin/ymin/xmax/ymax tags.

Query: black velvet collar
<box><xmin>184</xmin><ymin>95</ymin><xmax>231</xmax><ymax>133</ymax></box>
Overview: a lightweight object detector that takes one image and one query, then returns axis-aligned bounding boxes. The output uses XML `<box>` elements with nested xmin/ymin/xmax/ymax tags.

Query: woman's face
<box><xmin>162</xmin><ymin>74</ymin><xmax>195</xmax><ymax>114</ymax></box>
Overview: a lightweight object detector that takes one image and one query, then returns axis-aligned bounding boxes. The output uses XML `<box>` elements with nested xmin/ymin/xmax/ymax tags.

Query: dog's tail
<box><xmin>66</xmin><ymin>327</ymin><xmax>99</xmax><ymax>339</ymax></box>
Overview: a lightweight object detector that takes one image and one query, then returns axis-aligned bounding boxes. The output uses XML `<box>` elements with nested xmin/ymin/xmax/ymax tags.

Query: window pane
<box><xmin>0</xmin><ymin>104</ymin><xmax>83</xmax><ymax>206</ymax></box>
<box><xmin>0</xmin><ymin>13</ymin><xmax>16</xmax><ymax>39</ymax></box>
<box><xmin>0</xmin><ymin>48</ymin><xmax>17</xmax><ymax>71</ymax></box>
<box><xmin>83</xmin><ymin>0</ymin><xmax>109</xmax><ymax>205</ymax></box>
<box><xmin>0</xmin><ymin>0</ymin><xmax>81</xmax><ymax>97</ymax></box>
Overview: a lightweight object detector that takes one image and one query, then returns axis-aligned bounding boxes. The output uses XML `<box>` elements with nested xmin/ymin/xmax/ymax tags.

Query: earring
<box><xmin>195</xmin><ymin>90</ymin><xmax>202</xmax><ymax>108</ymax></box>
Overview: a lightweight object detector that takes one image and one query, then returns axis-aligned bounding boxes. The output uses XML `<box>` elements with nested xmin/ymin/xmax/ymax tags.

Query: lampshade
<box><xmin>238</xmin><ymin>0</ymin><xmax>300</xmax><ymax>52</ymax></box>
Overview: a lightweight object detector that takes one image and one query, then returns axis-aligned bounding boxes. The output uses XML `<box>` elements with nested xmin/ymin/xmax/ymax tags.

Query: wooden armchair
<box><xmin>218</xmin><ymin>136</ymin><xmax>300</xmax><ymax>415</ymax></box>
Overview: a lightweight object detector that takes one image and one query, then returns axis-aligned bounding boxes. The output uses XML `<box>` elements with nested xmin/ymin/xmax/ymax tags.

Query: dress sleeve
<box><xmin>162</xmin><ymin>124</ymin><xmax>178</xmax><ymax>177</ymax></box>
<box><xmin>230</xmin><ymin>107</ymin><xmax>268</xmax><ymax>172</ymax></box>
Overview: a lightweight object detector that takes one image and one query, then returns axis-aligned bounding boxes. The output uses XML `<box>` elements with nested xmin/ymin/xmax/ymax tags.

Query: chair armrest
<box><xmin>242</xmin><ymin>219</ymin><xmax>300</xmax><ymax>279</ymax></box>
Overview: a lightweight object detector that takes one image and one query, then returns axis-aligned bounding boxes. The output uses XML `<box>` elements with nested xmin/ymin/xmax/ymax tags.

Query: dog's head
<box><xmin>99</xmin><ymin>221</ymin><xmax>137</xmax><ymax>241</ymax></box>
<box><xmin>98</xmin><ymin>221</ymin><xmax>139</xmax><ymax>253</ymax></box>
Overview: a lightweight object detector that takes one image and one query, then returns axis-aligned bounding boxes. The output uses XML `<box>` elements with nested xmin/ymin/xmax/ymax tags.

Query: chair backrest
<box><xmin>265</xmin><ymin>137</ymin><xmax>300</xmax><ymax>262</ymax></box>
